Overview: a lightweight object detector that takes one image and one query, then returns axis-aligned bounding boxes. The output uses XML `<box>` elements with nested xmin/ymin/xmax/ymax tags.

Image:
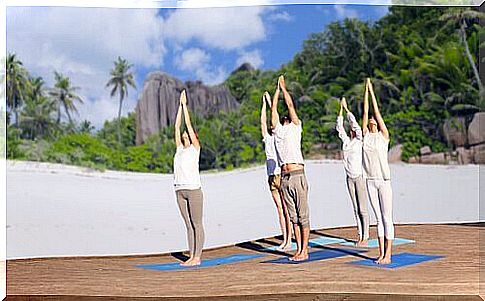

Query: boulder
<box><xmin>443</xmin><ymin>117</ymin><xmax>467</xmax><ymax>147</ymax></box>
<box><xmin>420</xmin><ymin>146</ymin><xmax>432</xmax><ymax>156</ymax></box>
<box><xmin>388</xmin><ymin>144</ymin><xmax>403</xmax><ymax>162</ymax></box>
<box><xmin>468</xmin><ymin>112</ymin><xmax>485</xmax><ymax>146</ymax></box>
<box><xmin>136</xmin><ymin>72</ymin><xmax>239</xmax><ymax>145</ymax></box>
<box><xmin>471</xmin><ymin>144</ymin><xmax>485</xmax><ymax>164</ymax></box>
<box><xmin>456</xmin><ymin>147</ymin><xmax>473</xmax><ymax>165</ymax></box>
<box><xmin>420</xmin><ymin>153</ymin><xmax>446</xmax><ymax>165</ymax></box>
<box><xmin>408</xmin><ymin>156</ymin><xmax>420</xmax><ymax>164</ymax></box>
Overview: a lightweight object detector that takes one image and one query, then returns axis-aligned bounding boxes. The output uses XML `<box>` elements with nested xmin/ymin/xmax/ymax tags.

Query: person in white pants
<box><xmin>336</xmin><ymin>97</ymin><xmax>369</xmax><ymax>247</ymax></box>
<box><xmin>362</xmin><ymin>78</ymin><xmax>394</xmax><ymax>264</ymax></box>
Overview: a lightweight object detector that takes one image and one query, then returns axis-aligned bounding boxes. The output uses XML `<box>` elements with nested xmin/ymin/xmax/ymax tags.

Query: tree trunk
<box><xmin>117</xmin><ymin>94</ymin><xmax>123</xmax><ymax>146</ymax></box>
<box><xmin>461</xmin><ymin>20</ymin><xmax>483</xmax><ymax>98</ymax></box>
<box><xmin>57</xmin><ymin>102</ymin><xmax>61</xmax><ymax>124</ymax></box>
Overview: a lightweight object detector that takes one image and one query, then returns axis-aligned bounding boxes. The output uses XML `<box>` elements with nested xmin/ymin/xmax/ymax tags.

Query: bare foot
<box><xmin>378</xmin><ymin>256</ymin><xmax>391</xmax><ymax>265</ymax></box>
<box><xmin>289</xmin><ymin>251</ymin><xmax>301</xmax><ymax>261</ymax></box>
<box><xmin>294</xmin><ymin>251</ymin><xmax>308</xmax><ymax>262</ymax></box>
<box><xmin>181</xmin><ymin>258</ymin><xmax>201</xmax><ymax>266</ymax></box>
<box><xmin>356</xmin><ymin>239</ymin><xmax>368</xmax><ymax>248</ymax></box>
<box><xmin>280</xmin><ymin>242</ymin><xmax>293</xmax><ymax>251</ymax></box>
<box><xmin>180</xmin><ymin>258</ymin><xmax>194</xmax><ymax>266</ymax></box>
<box><xmin>375</xmin><ymin>255</ymin><xmax>385</xmax><ymax>264</ymax></box>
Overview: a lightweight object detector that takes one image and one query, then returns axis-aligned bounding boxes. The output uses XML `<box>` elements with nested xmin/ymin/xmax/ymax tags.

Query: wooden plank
<box><xmin>6</xmin><ymin>224</ymin><xmax>481</xmax><ymax>299</ymax></box>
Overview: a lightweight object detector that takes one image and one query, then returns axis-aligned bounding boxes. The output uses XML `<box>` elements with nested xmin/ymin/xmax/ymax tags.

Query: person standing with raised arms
<box><xmin>173</xmin><ymin>90</ymin><xmax>205</xmax><ymax>266</ymax></box>
<box><xmin>271</xmin><ymin>75</ymin><xmax>310</xmax><ymax>262</ymax></box>
<box><xmin>362</xmin><ymin>78</ymin><xmax>394</xmax><ymax>264</ymax></box>
<box><xmin>261</xmin><ymin>91</ymin><xmax>292</xmax><ymax>251</ymax></box>
<box><xmin>336</xmin><ymin>97</ymin><xmax>369</xmax><ymax>247</ymax></box>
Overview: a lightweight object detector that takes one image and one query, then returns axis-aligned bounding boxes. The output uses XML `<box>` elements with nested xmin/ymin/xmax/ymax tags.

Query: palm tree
<box><xmin>78</xmin><ymin>120</ymin><xmax>95</xmax><ymax>134</ymax></box>
<box><xmin>49</xmin><ymin>71</ymin><xmax>83</xmax><ymax>125</ymax></box>
<box><xmin>20</xmin><ymin>96</ymin><xmax>57</xmax><ymax>140</ymax></box>
<box><xmin>6</xmin><ymin>53</ymin><xmax>28</xmax><ymax>127</ymax></box>
<box><xmin>28</xmin><ymin>76</ymin><xmax>45</xmax><ymax>101</ymax></box>
<box><xmin>106</xmin><ymin>56</ymin><xmax>136</xmax><ymax>145</ymax></box>
<box><xmin>440</xmin><ymin>8</ymin><xmax>485</xmax><ymax>96</ymax></box>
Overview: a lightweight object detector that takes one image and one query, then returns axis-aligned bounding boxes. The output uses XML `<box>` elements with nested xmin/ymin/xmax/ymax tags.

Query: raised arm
<box><xmin>336</xmin><ymin>99</ymin><xmax>349</xmax><ymax>144</ymax></box>
<box><xmin>342</xmin><ymin>97</ymin><xmax>362</xmax><ymax>141</ymax></box>
<box><xmin>175</xmin><ymin>97</ymin><xmax>183</xmax><ymax>147</ymax></box>
<box><xmin>367</xmin><ymin>78</ymin><xmax>389</xmax><ymax>140</ymax></box>
<box><xmin>279</xmin><ymin>75</ymin><xmax>300</xmax><ymax>125</ymax></box>
<box><xmin>261</xmin><ymin>92</ymin><xmax>269</xmax><ymax>138</ymax></box>
<box><xmin>362</xmin><ymin>79</ymin><xmax>369</xmax><ymax>135</ymax></box>
<box><xmin>271</xmin><ymin>82</ymin><xmax>281</xmax><ymax>130</ymax></box>
<box><xmin>180</xmin><ymin>90</ymin><xmax>201</xmax><ymax>149</ymax></box>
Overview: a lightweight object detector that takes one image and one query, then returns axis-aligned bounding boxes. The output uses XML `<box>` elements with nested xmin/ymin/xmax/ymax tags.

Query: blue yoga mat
<box><xmin>339</xmin><ymin>238</ymin><xmax>415</xmax><ymax>248</ymax></box>
<box><xmin>266</xmin><ymin>236</ymin><xmax>346</xmax><ymax>251</ymax></box>
<box><xmin>349</xmin><ymin>252</ymin><xmax>444</xmax><ymax>269</ymax></box>
<box><xmin>263</xmin><ymin>248</ymin><xmax>366</xmax><ymax>264</ymax></box>
<box><xmin>136</xmin><ymin>253</ymin><xmax>265</xmax><ymax>271</ymax></box>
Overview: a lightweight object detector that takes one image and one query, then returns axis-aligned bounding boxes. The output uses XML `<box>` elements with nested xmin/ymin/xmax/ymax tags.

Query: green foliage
<box><xmin>97</xmin><ymin>112</ymin><xmax>136</xmax><ymax>149</ymax></box>
<box><xmin>6</xmin><ymin>6</ymin><xmax>483</xmax><ymax>170</ymax></box>
<box><xmin>46</xmin><ymin>134</ymin><xmax>125</xmax><ymax>170</ymax></box>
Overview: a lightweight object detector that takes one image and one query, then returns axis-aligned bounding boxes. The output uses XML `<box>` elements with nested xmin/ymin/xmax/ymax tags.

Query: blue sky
<box><xmin>7</xmin><ymin>5</ymin><xmax>388</xmax><ymax>127</ymax></box>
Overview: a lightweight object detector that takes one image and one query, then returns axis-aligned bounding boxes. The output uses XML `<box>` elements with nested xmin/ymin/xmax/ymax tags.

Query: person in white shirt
<box><xmin>173</xmin><ymin>90</ymin><xmax>204</xmax><ymax>267</ymax></box>
<box><xmin>362</xmin><ymin>78</ymin><xmax>394</xmax><ymax>264</ymax></box>
<box><xmin>261</xmin><ymin>91</ymin><xmax>292</xmax><ymax>251</ymax></box>
<box><xmin>336</xmin><ymin>97</ymin><xmax>369</xmax><ymax>247</ymax></box>
<box><xmin>271</xmin><ymin>75</ymin><xmax>310</xmax><ymax>262</ymax></box>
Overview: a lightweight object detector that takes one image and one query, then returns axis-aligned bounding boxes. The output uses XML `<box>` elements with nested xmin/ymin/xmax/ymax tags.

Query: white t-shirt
<box><xmin>363</xmin><ymin>131</ymin><xmax>391</xmax><ymax>180</ymax></box>
<box><xmin>274</xmin><ymin>122</ymin><xmax>305</xmax><ymax>167</ymax></box>
<box><xmin>263</xmin><ymin>134</ymin><xmax>281</xmax><ymax>176</ymax></box>
<box><xmin>336</xmin><ymin>113</ymin><xmax>363</xmax><ymax>179</ymax></box>
<box><xmin>173</xmin><ymin>145</ymin><xmax>202</xmax><ymax>191</ymax></box>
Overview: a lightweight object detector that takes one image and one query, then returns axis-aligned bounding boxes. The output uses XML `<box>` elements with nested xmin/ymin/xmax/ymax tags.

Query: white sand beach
<box><xmin>6</xmin><ymin>160</ymin><xmax>480</xmax><ymax>259</ymax></box>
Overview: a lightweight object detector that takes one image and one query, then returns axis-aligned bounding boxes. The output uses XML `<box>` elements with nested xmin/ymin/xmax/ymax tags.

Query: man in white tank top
<box><xmin>271</xmin><ymin>75</ymin><xmax>310</xmax><ymax>262</ymax></box>
<box><xmin>261</xmin><ymin>91</ymin><xmax>292</xmax><ymax>251</ymax></box>
<box><xmin>362</xmin><ymin>78</ymin><xmax>394</xmax><ymax>265</ymax></box>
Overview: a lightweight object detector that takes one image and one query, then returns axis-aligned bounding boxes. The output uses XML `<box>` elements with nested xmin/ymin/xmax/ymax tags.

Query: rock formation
<box><xmin>136</xmin><ymin>72</ymin><xmax>239</xmax><ymax>145</ymax></box>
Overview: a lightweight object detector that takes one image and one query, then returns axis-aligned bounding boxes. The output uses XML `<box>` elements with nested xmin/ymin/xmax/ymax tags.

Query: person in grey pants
<box><xmin>336</xmin><ymin>97</ymin><xmax>369</xmax><ymax>247</ymax></box>
<box><xmin>173</xmin><ymin>90</ymin><xmax>204</xmax><ymax>266</ymax></box>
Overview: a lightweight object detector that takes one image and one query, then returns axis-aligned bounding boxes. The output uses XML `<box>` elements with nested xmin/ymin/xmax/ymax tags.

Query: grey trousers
<box><xmin>280</xmin><ymin>170</ymin><xmax>310</xmax><ymax>229</ymax></box>
<box><xmin>176</xmin><ymin>188</ymin><xmax>205</xmax><ymax>258</ymax></box>
<box><xmin>346</xmin><ymin>176</ymin><xmax>370</xmax><ymax>240</ymax></box>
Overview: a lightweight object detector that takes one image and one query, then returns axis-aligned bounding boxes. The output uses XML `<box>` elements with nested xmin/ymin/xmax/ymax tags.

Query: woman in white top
<box><xmin>362</xmin><ymin>78</ymin><xmax>394</xmax><ymax>264</ymax></box>
<box><xmin>173</xmin><ymin>90</ymin><xmax>204</xmax><ymax>266</ymax></box>
<box><xmin>336</xmin><ymin>97</ymin><xmax>369</xmax><ymax>247</ymax></box>
<box><xmin>261</xmin><ymin>91</ymin><xmax>292</xmax><ymax>251</ymax></box>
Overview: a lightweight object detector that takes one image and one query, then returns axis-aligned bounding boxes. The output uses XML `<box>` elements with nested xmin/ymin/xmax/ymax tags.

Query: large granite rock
<box><xmin>388</xmin><ymin>144</ymin><xmax>403</xmax><ymax>162</ymax></box>
<box><xmin>468</xmin><ymin>112</ymin><xmax>485</xmax><ymax>146</ymax></box>
<box><xmin>471</xmin><ymin>144</ymin><xmax>485</xmax><ymax>164</ymax></box>
<box><xmin>443</xmin><ymin>117</ymin><xmax>468</xmax><ymax>147</ymax></box>
<box><xmin>456</xmin><ymin>147</ymin><xmax>474</xmax><ymax>165</ymax></box>
<box><xmin>420</xmin><ymin>153</ymin><xmax>446</xmax><ymax>165</ymax></box>
<box><xmin>136</xmin><ymin>72</ymin><xmax>239</xmax><ymax>145</ymax></box>
<box><xmin>420</xmin><ymin>146</ymin><xmax>432</xmax><ymax>156</ymax></box>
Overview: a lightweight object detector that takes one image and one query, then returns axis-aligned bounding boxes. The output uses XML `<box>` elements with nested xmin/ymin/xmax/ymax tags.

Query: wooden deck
<box><xmin>6</xmin><ymin>224</ymin><xmax>483</xmax><ymax>300</ymax></box>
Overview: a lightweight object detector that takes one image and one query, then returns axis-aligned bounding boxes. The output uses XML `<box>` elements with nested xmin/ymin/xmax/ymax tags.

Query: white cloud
<box><xmin>163</xmin><ymin>7</ymin><xmax>268</xmax><ymax>50</ymax></box>
<box><xmin>268</xmin><ymin>11</ymin><xmax>293</xmax><ymax>22</ymax></box>
<box><xmin>175</xmin><ymin>48</ymin><xmax>227</xmax><ymax>85</ymax></box>
<box><xmin>333</xmin><ymin>5</ymin><xmax>359</xmax><ymax>19</ymax></box>
<box><xmin>236</xmin><ymin>49</ymin><xmax>263</xmax><ymax>69</ymax></box>
<box><xmin>77</xmin><ymin>94</ymin><xmax>138</xmax><ymax>128</ymax></box>
<box><xmin>7</xmin><ymin>7</ymin><xmax>164</xmax><ymax>127</ymax></box>
<box><xmin>175</xmin><ymin>48</ymin><xmax>210</xmax><ymax>71</ymax></box>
